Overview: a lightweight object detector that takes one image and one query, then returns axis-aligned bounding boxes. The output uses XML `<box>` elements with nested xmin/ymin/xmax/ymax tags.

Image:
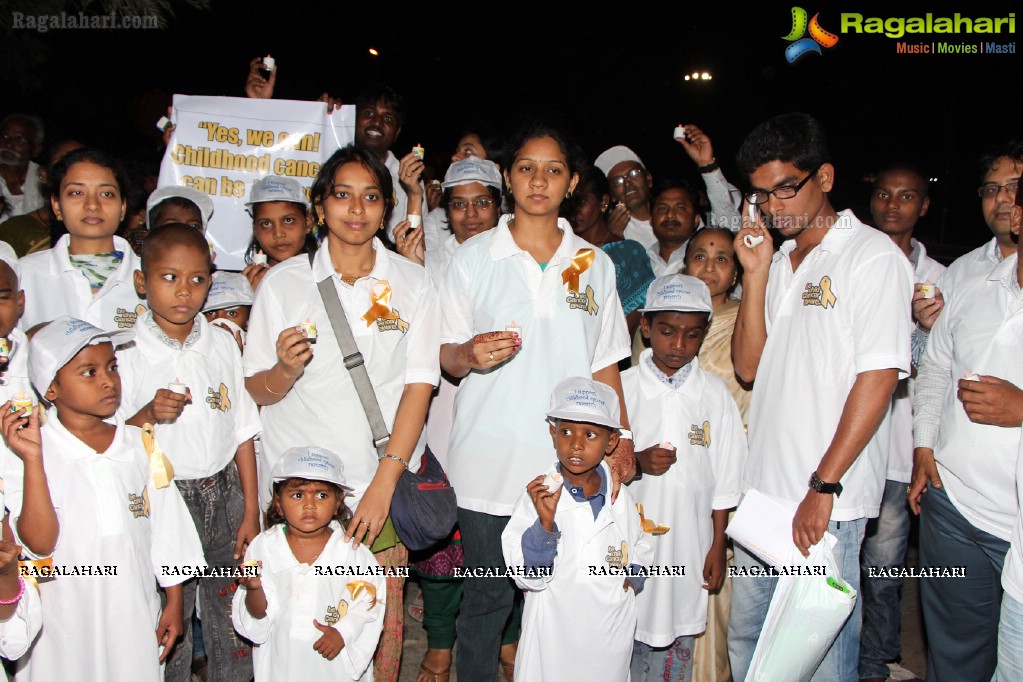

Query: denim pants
<box><xmin>631</xmin><ymin>636</ymin><xmax>695</xmax><ymax>682</ymax></box>
<box><xmin>996</xmin><ymin>592</ymin><xmax>1023</xmax><ymax>680</ymax></box>
<box><xmin>165</xmin><ymin>462</ymin><xmax>252</xmax><ymax>682</ymax></box>
<box><xmin>858</xmin><ymin>479</ymin><xmax>911</xmax><ymax>679</ymax></box>
<box><xmin>729</xmin><ymin>517</ymin><xmax>866</xmax><ymax>682</ymax></box>
<box><xmin>455</xmin><ymin>508</ymin><xmax>519</xmax><ymax>682</ymax></box>
<box><xmin>919</xmin><ymin>484</ymin><xmax>1007</xmax><ymax>682</ymax></box>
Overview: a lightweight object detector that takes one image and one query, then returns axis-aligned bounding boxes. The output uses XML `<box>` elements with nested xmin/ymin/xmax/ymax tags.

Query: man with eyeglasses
<box><xmin>594</xmin><ymin>146</ymin><xmax>657</xmax><ymax>249</ymax></box>
<box><xmin>0</xmin><ymin>113</ymin><xmax>45</xmax><ymax>221</ymax></box>
<box><xmin>728</xmin><ymin>113</ymin><xmax>913</xmax><ymax>682</ymax></box>
<box><xmin>908</xmin><ymin>143</ymin><xmax>1023</xmax><ymax>681</ymax></box>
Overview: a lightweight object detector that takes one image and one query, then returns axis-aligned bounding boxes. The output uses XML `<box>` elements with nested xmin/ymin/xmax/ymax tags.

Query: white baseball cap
<box><xmin>546</xmin><ymin>377</ymin><xmax>622</xmax><ymax>429</ymax></box>
<box><xmin>640</xmin><ymin>273</ymin><xmax>714</xmax><ymax>318</ymax></box>
<box><xmin>442</xmin><ymin>158</ymin><xmax>503</xmax><ymax>191</ymax></box>
<box><xmin>29</xmin><ymin>316</ymin><xmax>134</xmax><ymax>394</ymax></box>
<box><xmin>147</xmin><ymin>185</ymin><xmax>215</xmax><ymax>233</ymax></box>
<box><xmin>203</xmin><ymin>271</ymin><xmax>255</xmax><ymax>313</ymax></box>
<box><xmin>271</xmin><ymin>446</ymin><xmax>353</xmax><ymax>492</ymax></box>
<box><xmin>245</xmin><ymin>176</ymin><xmax>309</xmax><ymax>209</ymax></box>
<box><xmin>0</xmin><ymin>241</ymin><xmax>20</xmax><ymax>283</ymax></box>
<box><xmin>594</xmin><ymin>145</ymin><xmax>646</xmax><ymax>177</ymax></box>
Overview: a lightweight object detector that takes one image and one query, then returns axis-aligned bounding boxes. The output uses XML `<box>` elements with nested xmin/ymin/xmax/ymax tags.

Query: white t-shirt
<box><xmin>936</xmin><ymin>236</ymin><xmax>1003</xmax><ymax>307</ymax></box>
<box><xmin>233</xmin><ymin>523</ymin><xmax>385</xmax><ymax>682</ymax></box>
<box><xmin>882</xmin><ymin>239</ymin><xmax>946</xmax><ymax>483</ymax></box>
<box><xmin>7</xmin><ymin>415</ymin><xmax>205</xmax><ymax>682</ymax></box>
<box><xmin>19</xmin><ymin>235</ymin><xmax>147</xmax><ymax>332</ymax></box>
<box><xmin>624</xmin><ymin>353</ymin><xmax>744</xmax><ymax>644</ymax></box>
<box><xmin>244</xmin><ymin>238</ymin><xmax>440</xmax><ymax>511</ymax></box>
<box><xmin>914</xmin><ymin>253</ymin><xmax>1023</xmax><ymax>541</ymax></box>
<box><xmin>1000</xmin><ymin>434</ymin><xmax>1023</xmax><ymax>603</ymax></box>
<box><xmin>117</xmin><ymin>312</ymin><xmax>261</xmax><ymax>480</ymax></box>
<box><xmin>501</xmin><ymin>460</ymin><xmax>652</xmax><ymax>682</ymax></box>
<box><xmin>439</xmin><ymin>216</ymin><xmax>631</xmax><ymax>515</ymax></box>
<box><xmin>645</xmin><ymin>239</ymin><xmax>689</xmax><ymax>278</ymax></box>
<box><xmin>745</xmin><ymin>210</ymin><xmax>914</xmax><ymax>521</ymax></box>
<box><xmin>625</xmin><ymin>216</ymin><xmax>657</xmax><ymax>249</ymax></box>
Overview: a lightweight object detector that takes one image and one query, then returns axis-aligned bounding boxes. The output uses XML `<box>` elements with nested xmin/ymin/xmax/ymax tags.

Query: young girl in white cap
<box><xmin>234</xmin><ymin>446</ymin><xmax>386</xmax><ymax>681</ymax></box>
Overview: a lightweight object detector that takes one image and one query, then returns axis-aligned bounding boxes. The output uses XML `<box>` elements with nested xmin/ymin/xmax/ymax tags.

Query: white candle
<box><xmin>252</xmin><ymin>250</ymin><xmax>268</xmax><ymax>266</ymax></box>
<box><xmin>168</xmin><ymin>378</ymin><xmax>187</xmax><ymax>395</ymax></box>
<box><xmin>673</xmin><ymin>125</ymin><xmax>687</xmax><ymax>140</ymax></box>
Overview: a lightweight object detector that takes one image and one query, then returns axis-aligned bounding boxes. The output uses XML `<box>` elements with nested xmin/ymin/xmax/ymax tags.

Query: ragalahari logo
<box><xmin>783</xmin><ymin>7</ymin><xmax>839</xmax><ymax>63</ymax></box>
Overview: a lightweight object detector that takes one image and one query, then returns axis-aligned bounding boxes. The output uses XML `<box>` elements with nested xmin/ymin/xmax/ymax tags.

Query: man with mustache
<box><xmin>647</xmin><ymin>180</ymin><xmax>700</xmax><ymax>277</ymax></box>
<box><xmin>0</xmin><ymin>114</ymin><xmax>45</xmax><ymax>221</ymax></box>
<box><xmin>595</xmin><ymin>146</ymin><xmax>657</xmax><ymax>249</ymax></box>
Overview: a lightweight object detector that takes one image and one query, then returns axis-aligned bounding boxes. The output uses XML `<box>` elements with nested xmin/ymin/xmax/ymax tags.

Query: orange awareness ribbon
<box><xmin>362</xmin><ymin>281</ymin><xmax>394</xmax><ymax>326</ymax></box>
<box><xmin>820</xmin><ymin>276</ymin><xmax>837</xmax><ymax>309</ymax></box>
<box><xmin>142</xmin><ymin>423</ymin><xmax>175</xmax><ymax>488</ymax></box>
<box><xmin>347</xmin><ymin>580</ymin><xmax>378</xmax><ymax>609</ymax></box>
<box><xmin>561</xmin><ymin>249</ymin><xmax>594</xmax><ymax>293</ymax></box>
<box><xmin>19</xmin><ymin>557</ymin><xmax>54</xmax><ymax>591</ymax></box>
<box><xmin>637</xmin><ymin>503</ymin><xmax>670</xmax><ymax>535</ymax></box>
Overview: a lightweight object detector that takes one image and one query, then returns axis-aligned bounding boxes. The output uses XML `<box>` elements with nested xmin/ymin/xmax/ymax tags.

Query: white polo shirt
<box><xmin>645</xmin><ymin>240</ymin><xmax>689</xmax><ymax>278</ymax></box>
<box><xmin>745</xmin><ymin>210</ymin><xmax>913</xmax><ymax>521</ymax></box>
<box><xmin>882</xmin><ymin>239</ymin><xmax>946</xmax><ymax>483</ymax></box>
<box><xmin>1000</xmin><ymin>434</ymin><xmax>1023</xmax><ymax>603</ymax></box>
<box><xmin>624</xmin><ymin>353</ymin><xmax>744</xmax><ymax>644</ymax></box>
<box><xmin>937</xmin><ymin>236</ymin><xmax>1003</xmax><ymax>306</ymax></box>
<box><xmin>117</xmin><ymin>311</ymin><xmax>261</xmax><ymax>480</ymax></box>
<box><xmin>19</xmin><ymin>235</ymin><xmax>147</xmax><ymax>332</ymax></box>
<box><xmin>440</xmin><ymin>215</ymin><xmax>630</xmax><ymax>516</ymax></box>
<box><xmin>625</xmin><ymin>216</ymin><xmax>657</xmax><ymax>249</ymax></box>
<box><xmin>244</xmin><ymin>238</ymin><xmax>440</xmax><ymax>510</ymax></box>
<box><xmin>913</xmin><ymin>253</ymin><xmax>1023</xmax><ymax>541</ymax></box>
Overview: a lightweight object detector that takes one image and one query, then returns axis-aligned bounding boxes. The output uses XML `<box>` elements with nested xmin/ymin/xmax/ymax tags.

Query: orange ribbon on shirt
<box><xmin>561</xmin><ymin>249</ymin><xmax>594</xmax><ymax>293</ymax></box>
<box><xmin>637</xmin><ymin>503</ymin><xmax>670</xmax><ymax>535</ymax></box>
<box><xmin>361</xmin><ymin>281</ymin><xmax>409</xmax><ymax>332</ymax></box>
<box><xmin>19</xmin><ymin>557</ymin><xmax>54</xmax><ymax>591</ymax></box>
<box><xmin>142</xmin><ymin>423</ymin><xmax>175</xmax><ymax>489</ymax></box>
<box><xmin>819</xmin><ymin>276</ymin><xmax>837</xmax><ymax>309</ymax></box>
<box><xmin>347</xmin><ymin>580</ymin><xmax>379</xmax><ymax>609</ymax></box>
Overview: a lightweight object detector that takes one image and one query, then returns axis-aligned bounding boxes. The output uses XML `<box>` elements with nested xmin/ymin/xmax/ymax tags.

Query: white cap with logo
<box><xmin>28</xmin><ymin>316</ymin><xmax>134</xmax><ymax>394</ymax></box>
<box><xmin>271</xmin><ymin>445</ymin><xmax>353</xmax><ymax>492</ymax></box>
<box><xmin>442</xmin><ymin>158</ymin><xmax>503</xmax><ymax>191</ymax></box>
<box><xmin>203</xmin><ymin>271</ymin><xmax>255</xmax><ymax>313</ymax></box>
<box><xmin>594</xmin><ymin>145</ymin><xmax>645</xmax><ymax>177</ymax></box>
<box><xmin>546</xmin><ymin>377</ymin><xmax>622</xmax><ymax>429</ymax></box>
<box><xmin>147</xmin><ymin>185</ymin><xmax>215</xmax><ymax>232</ymax></box>
<box><xmin>639</xmin><ymin>273</ymin><xmax>714</xmax><ymax>318</ymax></box>
<box><xmin>245</xmin><ymin>176</ymin><xmax>309</xmax><ymax>209</ymax></box>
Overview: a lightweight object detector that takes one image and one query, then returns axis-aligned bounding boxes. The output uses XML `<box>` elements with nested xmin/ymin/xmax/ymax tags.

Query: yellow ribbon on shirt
<box><xmin>19</xmin><ymin>557</ymin><xmax>54</xmax><ymax>591</ymax></box>
<box><xmin>347</xmin><ymin>580</ymin><xmax>378</xmax><ymax>609</ymax></box>
<box><xmin>561</xmin><ymin>249</ymin><xmax>594</xmax><ymax>293</ymax></box>
<box><xmin>361</xmin><ymin>281</ymin><xmax>409</xmax><ymax>332</ymax></box>
<box><xmin>637</xmin><ymin>503</ymin><xmax>670</xmax><ymax>535</ymax></box>
<box><xmin>820</xmin><ymin>276</ymin><xmax>837</xmax><ymax>309</ymax></box>
<box><xmin>142</xmin><ymin>423</ymin><xmax>175</xmax><ymax>489</ymax></box>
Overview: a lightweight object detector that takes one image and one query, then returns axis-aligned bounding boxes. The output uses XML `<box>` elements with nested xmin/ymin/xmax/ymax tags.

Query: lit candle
<box><xmin>252</xmin><ymin>250</ymin><xmax>268</xmax><ymax>266</ymax></box>
<box><xmin>168</xmin><ymin>377</ymin><xmax>187</xmax><ymax>395</ymax></box>
<box><xmin>300</xmin><ymin>318</ymin><xmax>318</xmax><ymax>342</ymax></box>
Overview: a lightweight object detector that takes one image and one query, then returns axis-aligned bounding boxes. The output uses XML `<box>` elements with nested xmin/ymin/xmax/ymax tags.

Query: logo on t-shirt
<box><xmin>114</xmin><ymin>304</ymin><xmax>148</xmax><ymax>329</ymax></box>
<box><xmin>605</xmin><ymin>541</ymin><xmax>629</xmax><ymax>569</ymax></box>
<box><xmin>689</xmin><ymin>421</ymin><xmax>712</xmax><ymax>447</ymax></box>
<box><xmin>128</xmin><ymin>486</ymin><xmax>151</xmax><ymax>518</ymax></box>
<box><xmin>206</xmin><ymin>383</ymin><xmax>232</xmax><ymax>412</ymax></box>
<box><xmin>802</xmin><ymin>276</ymin><xmax>838</xmax><ymax>308</ymax></box>
<box><xmin>324</xmin><ymin>599</ymin><xmax>349</xmax><ymax>626</ymax></box>
<box><xmin>362</xmin><ymin>281</ymin><xmax>410</xmax><ymax>333</ymax></box>
<box><xmin>566</xmin><ymin>285</ymin><xmax>600</xmax><ymax>315</ymax></box>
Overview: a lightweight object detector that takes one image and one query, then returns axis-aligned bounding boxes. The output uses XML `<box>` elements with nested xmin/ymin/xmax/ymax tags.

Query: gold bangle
<box><xmin>264</xmin><ymin>372</ymin><xmax>285</xmax><ymax>396</ymax></box>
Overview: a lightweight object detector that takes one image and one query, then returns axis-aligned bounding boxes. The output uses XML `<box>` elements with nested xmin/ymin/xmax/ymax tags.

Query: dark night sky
<box><xmin>4</xmin><ymin>0</ymin><xmax>1021</xmax><ymax>260</ymax></box>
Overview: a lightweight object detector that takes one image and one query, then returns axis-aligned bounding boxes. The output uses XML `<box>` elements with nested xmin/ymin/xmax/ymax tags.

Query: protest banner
<box><xmin>158</xmin><ymin>96</ymin><xmax>355</xmax><ymax>269</ymax></box>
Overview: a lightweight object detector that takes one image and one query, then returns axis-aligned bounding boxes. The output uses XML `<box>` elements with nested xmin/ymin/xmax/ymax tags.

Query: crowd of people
<box><xmin>0</xmin><ymin>59</ymin><xmax>1020</xmax><ymax>682</ymax></box>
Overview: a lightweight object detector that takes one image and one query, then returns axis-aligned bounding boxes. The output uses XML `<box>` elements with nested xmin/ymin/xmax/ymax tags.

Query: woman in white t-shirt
<box><xmin>438</xmin><ymin>124</ymin><xmax>634</xmax><ymax>681</ymax></box>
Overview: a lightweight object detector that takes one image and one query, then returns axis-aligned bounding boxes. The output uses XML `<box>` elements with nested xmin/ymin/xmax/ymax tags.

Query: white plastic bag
<box><xmin>746</xmin><ymin>540</ymin><xmax>857</xmax><ymax>681</ymax></box>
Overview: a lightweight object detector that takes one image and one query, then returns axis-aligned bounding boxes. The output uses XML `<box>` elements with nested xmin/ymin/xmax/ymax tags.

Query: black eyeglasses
<box><xmin>745</xmin><ymin>167</ymin><xmax>820</xmax><ymax>205</ymax></box>
<box><xmin>977</xmin><ymin>180</ymin><xmax>1019</xmax><ymax>199</ymax></box>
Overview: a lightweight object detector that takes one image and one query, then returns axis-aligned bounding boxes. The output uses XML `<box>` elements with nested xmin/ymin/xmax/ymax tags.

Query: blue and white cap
<box><xmin>639</xmin><ymin>273</ymin><xmax>713</xmax><ymax>318</ymax></box>
<box><xmin>442</xmin><ymin>158</ymin><xmax>502</xmax><ymax>191</ymax></box>
<box><xmin>271</xmin><ymin>446</ymin><xmax>353</xmax><ymax>492</ymax></box>
<box><xmin>147</xmin><ymin>185</ymin><xmax>215</xmax><ymax>232</ymax></box>
<box><xmin>29</xmin><ymin>316</ymin><xmax>134</xmax><ymax>393</ymax></box>
<box><xmin>245</xmin><ymin>176</ymin><xmax>308</xmax><ymax>209</ymax></box>
<box><xmin>546</xmin><ymin>377</ymin><xmax>622</xmax><ymax>430</ymax></box>
<box><xmin>203</xmin><ymin>271</ymin><xmax>255</xmax><ymax>313</ymax></box>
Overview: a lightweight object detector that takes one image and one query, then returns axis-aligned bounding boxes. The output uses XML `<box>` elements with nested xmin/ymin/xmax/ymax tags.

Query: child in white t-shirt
<box><xmin>624</xmin><ymin>275</ymin><xmax>745</xmax><ymax>682</ymax></box>
<box><xmin>234</xmin><ymin>446</ymin><xmax>386</xmax><ymax>681</ymax></box>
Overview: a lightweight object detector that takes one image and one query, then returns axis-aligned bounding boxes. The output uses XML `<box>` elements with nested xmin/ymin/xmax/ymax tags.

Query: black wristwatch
<box><xmin>809</xmin><ymin>471</ymin><xmax>843</xmax><ymax>497</ymax></box>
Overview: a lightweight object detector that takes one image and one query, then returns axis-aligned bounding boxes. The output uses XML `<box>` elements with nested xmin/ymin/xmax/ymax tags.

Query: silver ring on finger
<box><xmin>488</xmin><ymin>352</ymin><xmax>495</xmax><ymax>361</ymax></box>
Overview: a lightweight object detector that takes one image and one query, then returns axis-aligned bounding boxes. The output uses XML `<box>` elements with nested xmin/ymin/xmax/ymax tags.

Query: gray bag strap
<box><xmin>309</xmin><ymin>251</ymin><xmax>390</xmax><ymax>456</ymax></box>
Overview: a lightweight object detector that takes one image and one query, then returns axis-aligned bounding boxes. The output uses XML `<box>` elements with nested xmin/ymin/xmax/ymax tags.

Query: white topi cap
<box><xmin>546</xmin><ymin>376</ymin><xmax>622</xmax><ymax>430</ymax></box>
<box><xmin>245</xmin><ymin>176</ymin><xmax>309</xmax><ymax>209</ymax></box>
<box><xmin>203</xmin><ymin>271</ymin><xmax>255</xmax><ymax>312</ymax></box>
<box><xmin>28</xmin><ymin>316</ymin><xmax>134</xmax><ymax>393</ymax></box>
<box><xmin>594</xmin><ymin>145</ymin><xmax>646</xmax><ymax>177</ymax></box>
<box><xmin>271</xmin><ymin>445</ymin><xmax>353</xmax><ymax>492</ymax></box>
<box><xmin>639</xmin><ymin>273</ymin><xmax>714</xmax><ymax>318</ymax></box>
<box><xmin>147</xmin><ymin>185</ymin><xmax>215</xmax><ymax>233</ymax></box>
<box><xmin>0</xmin><ymin>241</ymin><xmax>20</xmax><ymax>283</ymax></box>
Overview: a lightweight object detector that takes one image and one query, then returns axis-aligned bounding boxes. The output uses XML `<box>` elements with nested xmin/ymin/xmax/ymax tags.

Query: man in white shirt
<box><xmin>0</xmin><ymin>114</ymin><xmax>45</xmax><ymax>221</ymax></box>
<box><xmin>729</xmin><ymin>113</ymin><xmax>912</xmax><ymax>682</ymax></box>
<box><xmin>595</xmin><ymin>145</ymin><xmax>657</xmax><ymax>248</ymax></box>
<box><xmin>646</xmin><ymin>180</ymin><xmax>699</xmax><ymax>277</ymax></box>
<box><xmin>910</xmin><ymin>178</ymin><xmax>1023</xmax><ymax>682</ymax></box>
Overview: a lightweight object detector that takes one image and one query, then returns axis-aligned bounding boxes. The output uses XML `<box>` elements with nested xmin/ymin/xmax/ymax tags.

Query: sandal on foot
<box><xmin>407</xmin><ymin>588</ymin><xmax>424</xmax><ymax>622</ymax></box>
<box><xmin>417</xmin><ymin>662</ymin><xmax>450</xmax><ymax>682</ymax></box>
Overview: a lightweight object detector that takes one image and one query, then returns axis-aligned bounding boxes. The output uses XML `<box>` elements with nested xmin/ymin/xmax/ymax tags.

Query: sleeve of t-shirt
<box><xmin>913</xmin><ymin>295</ymin><xmax>955</xmax><ymax>450</ymax></box>
<box><xmin>228</xmin><ymin>340</ymin><xmax>262</xmax><ymax>445</ymax></box>
<box><xmin>5</xmin><ymin>449</ymin><xmax>62</xmax><ymax>559</ymax></box>
<box><xmin>114</xmin><ymin>345</ymin><xmax>144</xmax><ymax>423</ymax></box>
<box><xmin>243</xmin><ymin>276</ymin><xmax>286</xmax><ymax>377</ymax></box>
<box><xmin>231</xmin><ymin>536</ymin><xmax>274</xmax><ymax>645</ymax></box>
<box><xmin>710</xmin><ymin>382</ymin><xmax>746</xmax><ymax>510</ymax></box>
<box><xmin>439</xmin><ymin>249</ymin><xmax>476</xmax><ymax>345</ymax></box>
<box><xmin>0</xmin><ymin>578</ymin><xmax>40</xmax><ymax>659</ymax></box>
<box><xmin>851</xmin><ymin>250</ymin><xmax>914</xmax><ymax>378</ymax></box>
<box><xmin>591</xmin><ymin>262</ymin><xmax>631</xmax><ymax>373</ymax></box>
<box><xmin>403</xmin><ymin>273</ymin><xmax>441</xmax><ymax>387</ymax></box>
<box><xmin>502</xmin><ymin>493</ymin><xmax>555</xmax><ymax>591</ymax></box>
<box><xmin>335</xmin><ymin>545</ymin><xmax>387</xmax><ymax>679</ymax></box>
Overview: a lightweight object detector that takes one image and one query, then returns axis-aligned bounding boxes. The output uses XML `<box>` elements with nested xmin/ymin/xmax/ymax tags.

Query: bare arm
<box><xmin>233</xmin><ymin>439</ymin><xmax>260</xmax><ymax>560</ymax></box>
<box><xmin>731</xmin><ymin>224</ymin><xmax>773</xmax><ymax>383</ymax></box>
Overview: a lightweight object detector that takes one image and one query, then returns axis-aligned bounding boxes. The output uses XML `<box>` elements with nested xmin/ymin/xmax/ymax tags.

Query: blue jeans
<box><xmin>919</xmin><ymin>484</ymin><xmax>1007</xmax><ymax>682</ymax></box>
<box><xmin>455</xmin><ymin>508</ymin><xmax>518</xmax><ymax>682</ymax></box>
<box><xmin>996</xmin><ymin>592</ymin><xmax>1023</xmax><ymax>680</ymax></box>
<box><xmin>164</xmin><ymin>463</ymin><xmax>253</xmax><ymax>682</ymax></box>
<box><xmin>729</xmin><ymin>517</ymin><xmax>866</xmax><ymax>682</ymax></box>
<box><xmin>858</xmin><ymin>479</ymin><xmax>911</xmax><ymax>679</ymax></box>
<box><xmin>631</xmin><ymin>636</ymin><xmax>695</xmax><ymax>682</ymax></box>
